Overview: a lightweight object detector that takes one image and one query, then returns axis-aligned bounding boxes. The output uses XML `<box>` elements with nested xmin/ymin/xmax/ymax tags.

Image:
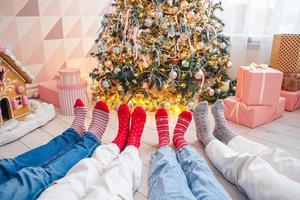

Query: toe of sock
<box><xmin>118</xmin><ymin>103</ymin><xmax>130</xmax><ymax>115</ymax></box>
<box><xmin>212</xmin><ymin>99</ymin><xmax>224</xmax><ymax>113</ymax></box>
<box><xmin>132</xmin><ymin>106</ymin><xmax>146</xmax><ymax>122</ymax></box>
<box><xmin>95</xmin><ymin>101</ymin><xmax>109</xmax><ymax>113</ymax></box>
<box><xmin>74</xmin><ymin>99</ymin><xmax>85</xmax><ymax>108</ymax></box>
<box><xmin>179</xmin><ymin>111</ymin><xmax>192</xmax><ymax>121</ymax></box>
<box><xmin>155</xmin><ymin>108</ymin><xmax>168</xmax><ymax>119</ymax></box>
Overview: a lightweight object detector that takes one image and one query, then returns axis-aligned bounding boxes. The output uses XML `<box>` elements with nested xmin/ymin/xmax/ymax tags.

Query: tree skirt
<box><xmin>0</xmin><ymin>100</ymin><xmax>55</xmax><ymax>146</ymax></box>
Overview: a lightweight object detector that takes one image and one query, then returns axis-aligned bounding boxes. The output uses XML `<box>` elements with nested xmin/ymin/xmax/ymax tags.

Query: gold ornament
<box><xmin>220</xmin><ymin>80</ymin><xmax>230</xmax><ymax>92</ymax></box>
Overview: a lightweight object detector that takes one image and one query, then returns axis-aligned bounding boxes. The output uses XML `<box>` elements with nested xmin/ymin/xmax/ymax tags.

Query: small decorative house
<box><xmin>0</xmin><ymin>47</ymin><xmax>34</xmax><ymax>125</ymax></box>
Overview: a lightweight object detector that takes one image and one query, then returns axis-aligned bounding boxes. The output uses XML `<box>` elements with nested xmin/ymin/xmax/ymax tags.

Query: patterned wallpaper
<box><xmin>0</xmin><ymin>0</ymin><xmax>113</xmax><ymax>83</ymax></box>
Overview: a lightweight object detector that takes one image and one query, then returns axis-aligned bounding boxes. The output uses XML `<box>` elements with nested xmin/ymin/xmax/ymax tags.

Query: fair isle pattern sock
<box><xmin>127</xmin><ymin>107</ymin><xmax>146</xmax><ymax>148</ymax></box>
<box><xmin>173</xmin><ymin>111</ymin><xmax>192</xmax><ymax>149</ymax></box>
<box><xmin>87</xmin><ymin>101</ymin><xmax>109</xmax><ymax>141</ymax></box>
<box><xmin>112</xmin><ymin>103</ymin><xmax>131</xmax><ymax>151</ymax></box>
<box><xmin>212</xmin><ymin>99</ymin><xmax>237</xmax><ymax>144</ymax></box>
<box><xmin>155</xmin><ymin>108</ymin><xmax>170</xmax><ymax>147</ymax></box>
<box><xmin>193</xmin><ymin>101</ymin><xmax>215</xmax><ymax>146</ymax></box>
<box><xmin>71</xmin><ymin>99</ymin><xmax>87</xmax><ymax>136</ymax></box>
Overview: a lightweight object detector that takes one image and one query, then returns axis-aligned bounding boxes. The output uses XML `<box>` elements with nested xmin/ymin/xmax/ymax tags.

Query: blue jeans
<box><xmin>149</xmin><ymin>146</ymin><xmax>231</xmax><ymax>200</ymax></box>
<box><xmin>0</xmin><ymin>128</ymin><xmax>100</xmax><ymax>200</ymax></box>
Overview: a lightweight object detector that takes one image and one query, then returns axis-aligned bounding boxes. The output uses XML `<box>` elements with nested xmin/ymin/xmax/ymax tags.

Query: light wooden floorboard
<box><xmin>0</xmin><ymin>103</ymin><xmax>299</xmax><ymax>200</ymax></box>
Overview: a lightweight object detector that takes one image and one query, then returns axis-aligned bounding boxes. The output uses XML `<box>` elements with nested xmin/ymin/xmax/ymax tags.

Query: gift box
<box><xmin>282</xmin><ymin>73</ymin><xmax>300</xmax><ymax>91</ymax></box>
<box><xmin>269</xmin><ymin>34</ymin><xmax>300</xmax><ymax>74</ymax></box>
<box><xmin>224</xmin><ymin>96</ymin><xmax>286</xmax><ymax>128</ymax></box>
<box><xmin>236</xmin><ymin>64</ymin><xmax>283</xmax><ymax>106</ymax></box>
<box><xmin>38</xmin><ymin>80</ymin><xmax>59</xmax><ymax>107</ymax></box>
<box><xmin>58</xmin><ymin>68</ymin><xmax>81</xmax><ymax>85</ymax></box>
<box><xmin>280</xmin><ymin>90</ymin><xmax>300</xmax><ymax>112</ymax></box>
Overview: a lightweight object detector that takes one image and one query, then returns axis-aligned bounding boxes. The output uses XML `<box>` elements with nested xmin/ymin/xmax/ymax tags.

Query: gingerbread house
<box><xmin>0</xmin><ymin>47</ymin><xmax>34</xmax><ymax>125</ymax></box>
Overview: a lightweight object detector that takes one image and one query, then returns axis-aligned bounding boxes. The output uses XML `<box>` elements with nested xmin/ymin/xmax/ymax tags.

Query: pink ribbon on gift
<box><xmin>229</xmin><ymin>98</ymin><xmax>248</xmax><ymax>124</ymax></box>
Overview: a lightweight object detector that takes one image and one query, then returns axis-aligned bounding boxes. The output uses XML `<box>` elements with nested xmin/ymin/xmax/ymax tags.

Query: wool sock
<box><xmin>173</xmin><ymin>111</ymin><xmax>192</xmax><ymax>149</ymax></box>
<box><xmin>193</xmin><ymin>101</ymin><xmax>215</xmax><ymax>146</ymax></box>
<box><xmin>127</xmin><ymin>106</ymin><xmax>146</xmax><ymax>148</ymax></box>
<box><xmin>87</xmin><ymin>101</ymin><xmax>109</xmax><ymax>141</ymax></box>
<box><xmin>71</xmin><ymin>99</ymin><xmax>87</xmax><ymax>136</ymax></box>
<box><xmin>212</xmin><ymin>99</ymin><xmax>237</xmax><ymax>144</ymax></box>
<box><xmin>155</xmin><ymin>108</ymin><xmax>170</xmax><ymax>147</ymax></box>
<box><xmin>112</xmin><ymin>103</ymin><xmax>131</xmax><ymax>151</ymax></box>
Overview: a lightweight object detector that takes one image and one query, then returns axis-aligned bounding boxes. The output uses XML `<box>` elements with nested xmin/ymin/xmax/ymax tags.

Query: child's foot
<box><xmin>173</xmin><ymin>111</ymin><xmax>192</xmax><ymax>149</ymax></box>
<box><xmin>127</xmin><ymin>107</ymin><xmax>146</xmax><ymax>148</ymax></box>
<box><xmin>87</xmin><ymin>101</ymin><xmax>109</xmax><ymax>141</ymax></box>
<box><xmin>155</xmin><ymin>108</ymin><xmax>170</xmax><ymax>147</ymax></box>
<box><xmin>112</xmin><ymin>103</ymin><xmax>131</xmax><ymax>151</ymax></box>
<box><xmin>211</xmin><ymin>99</ymin><xmax>237</xmax><ymax>144</ymax></box>
<box><xmin>193</xmin><ymin>101</ymin><xmax>215</xmax><ymax>146</ymax></box>
<box><xmin>71</xmin><ymin>99</ymin><xmax>87</xmax><ymax>136</ymax></box>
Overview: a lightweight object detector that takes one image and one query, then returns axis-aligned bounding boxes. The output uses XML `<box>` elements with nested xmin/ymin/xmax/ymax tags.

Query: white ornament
<box><xmin>220</xmin><ymin>80</ymin><xmax>230</xmax><ymax>92</ymax></box>
<box><xmin>154</xmin><ymin>11</ymin><xmax>163</xmax><ymax>19</ymax></box>
<box><xmin>113</xmin><ymin>46</ymin><xmax>120</xmax><ymax>55</ymax></box>
<box><xmin>169</xmin><ymin>70</ymin><xmax>178</xmax><ymax>80</ymax></box>
<box><xmin>102</xmin><ymin>80</ymin><xmax>109</xmax><ymax>88</ymax></box>
<box><xmin>233</xmin><ymin>86</ymin><xmax>236</xmax><ymax>91</ymax></box>
<box><xmin>187</xmin><ymin>11</ymin><xmax>195</xmax><ymax>19</ymax></box>
<box><xmin>145</xmin><ymin>18</ymin><xmax>153</xmax><ymax>27</ymax></box>
<box><xmin>227</xmin><ymin>61</ymin><xmax>233</xmax><ymax>69</ymax></box>
<box><xmin>181</xmin><ymin>60</ymin><xmax>190</xmax><ymax>68</ymax></box>
<box><xmin>167</xmin><ymin>0</ymin><xmax>173</xmax><ymax>6</ymax></box>
<box><xmin>198</xmin><ymin>41</ymin><xmax>205</xmax><ymax>49</ymax></box>
<box><xmin>208</xmin><ymin>88</ymin><xmax>215</xmax><ymax>96</ymax></box>
<box><xmin>194</xmin><ymin>70</ymin><xmax>204</xmax><ymax>80</ymax></box>
<box><xmin>216</xmin><ymin>88</ymin><xmax>221</xmax><ymax>93</ymax></box>
<box><xmin>220</xmin><ymin>42</ymin><xmax>226</xmax><ymax>49</ymax></box>
<box><xmin>187</xmin><ymin>102</ymin><xmax>194</xmax><ymax>110</ymax></box>
<box><xmin>114</xmin><ymin>67</ymin><xmax>121</xmax><ymax>74</ymax></box>
<box><xmin>164</xmin><ymin>102</ymin><xmax>171</xmax><ymax>109</ymax></box>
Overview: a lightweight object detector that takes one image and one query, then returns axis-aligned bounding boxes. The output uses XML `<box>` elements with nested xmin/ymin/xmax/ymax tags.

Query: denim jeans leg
<box><xmin>148</xmin><ymin>146</ymin><xmax>196</xmax><ymax>200</ymax></box>
<box><xmin>0</xmin><ymin>128</ymin><xmax>80</xmax><ymax>184</ymax></box>
<box><xmin>177</xmin><ymin>146</ymin><xmax>231</xmax><ymax>200</ymax></box>
<box><xmin>0</xmin><ymin>133</ymin><xmax>100</xmax><ymax>200</ymax></box>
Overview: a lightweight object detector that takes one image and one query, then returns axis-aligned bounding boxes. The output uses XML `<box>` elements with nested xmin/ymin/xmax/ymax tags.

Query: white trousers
<box><xmin>38</xmin><ymin>144</ymin><xmax>142</xmax><ymax>200</ymax></box>
<box><xmin>206</xmin><ymin>136</ymin><xmax>300</xmax><ymax>200</ymax></box>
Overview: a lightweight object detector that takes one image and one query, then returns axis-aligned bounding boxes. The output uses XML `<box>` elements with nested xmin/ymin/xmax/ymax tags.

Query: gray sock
<box><xmin>211</xmin><ymin>99</ymin><xmax>237</xmax><ymax>144</ymax></box>
<box><xmin>193</xmin><ymin>101</ymin><xmax>215</xmax><ymax>146</ymax></box>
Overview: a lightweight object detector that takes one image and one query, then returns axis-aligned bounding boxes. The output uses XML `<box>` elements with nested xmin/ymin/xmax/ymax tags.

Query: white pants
<box><xmin>38</xmin><ymin>144</ymin><xmax>142</xmax><ymax>200</ymax></box>
<box><xmin>206</xmin><ymin>136</ymin><xmax>300</xmax><ymax>200</ymax></box>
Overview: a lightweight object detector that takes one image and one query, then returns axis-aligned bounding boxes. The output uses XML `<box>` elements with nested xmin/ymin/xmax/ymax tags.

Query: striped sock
<box><xmin>71</xmin><ymin>99</ymin><xmax>87</xmax><ymax>136</ymax></box>
<box><xmin>87</xmin><ymin>101</ymin><xmax>109</xmax><ymax>141</ymax></box>
<box><xmin>127</xmin><ymin>107</ymin><xmax>146</xmax><ymax>148</ymax></box>
<box><xmin>173</xmin><ymin>111</ymin><xmax>192</xmax><ymax>149</ymax></box>
<box><xmin>155</xmin><ymin>108</ymin><xmax>170</xmax><ymax>147</ymax></box>
<box><xmin>112</xmin><ymin>103</ymin><xmax>131</xmax><ymax>151</ymax></box>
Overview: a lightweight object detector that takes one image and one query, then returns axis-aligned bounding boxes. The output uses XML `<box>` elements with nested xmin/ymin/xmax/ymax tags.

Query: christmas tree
<box><xmin>90</xmin><ymin>0</ymin><xmax>235</xmax><ymax>113</ymax></box>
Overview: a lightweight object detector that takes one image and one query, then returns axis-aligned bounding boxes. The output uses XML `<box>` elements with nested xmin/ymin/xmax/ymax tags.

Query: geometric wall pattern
<box><xmin>0</xmin><ymin>0</ymin><xmax>113</xmax><ymax>83</ymax></box>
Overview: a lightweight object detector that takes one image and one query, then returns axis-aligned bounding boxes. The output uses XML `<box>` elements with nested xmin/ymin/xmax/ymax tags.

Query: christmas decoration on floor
<box><xmin>89</xmin><ymin>0</ymin><xmax>235</xmax><ymax>113</ymax></box>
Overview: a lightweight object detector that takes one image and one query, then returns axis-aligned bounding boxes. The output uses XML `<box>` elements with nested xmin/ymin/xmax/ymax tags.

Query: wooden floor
<box><xmin>0</xmin><ymin>103</ymin><xmax>300</xmax><ymax>200</ymax></box>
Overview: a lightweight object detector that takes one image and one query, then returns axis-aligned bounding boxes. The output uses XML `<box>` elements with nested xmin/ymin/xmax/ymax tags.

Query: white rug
<box><xmin>0</xmin><ymin>100</ymin><xmax>55</xmax><ymax>146</ymax></box>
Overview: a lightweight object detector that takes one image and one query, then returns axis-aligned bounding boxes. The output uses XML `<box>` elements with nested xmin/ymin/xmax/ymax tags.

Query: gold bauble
<box><xmin>180</xmin><ymin>0</ymin><xmax>189</xmax><ymax>8</ymax></box>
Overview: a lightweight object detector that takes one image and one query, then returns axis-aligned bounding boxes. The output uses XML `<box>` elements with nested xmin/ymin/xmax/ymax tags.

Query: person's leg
<box><xmin>205</xmin><ymin>139</ymin><xmax>300</xmax><ymax>200</ymax></box>
<box><xmin>38</xmin><ymin>103</ymin><xmax>131</xmax><ymax>200</ymax></box>
<box><xmin>0</xmin><ymin>99</ymin><xmax>87</xmax><ymax>184</ymax></box>
<box><xmin>0</xmin><ymin>101</ymin><xmax>110</xmax><ymax>200</ymax></box>
<box><xmin>212</xmin><ymin>99</ymin><xmax>300</xmax><ymax>182</ymax></box>
<box><xmin>149</xmin><ymin>108</ymin><xmax>196</xmax><ymax>200</ymax></box>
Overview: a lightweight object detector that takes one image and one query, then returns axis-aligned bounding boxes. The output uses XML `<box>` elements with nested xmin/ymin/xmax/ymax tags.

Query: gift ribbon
<box><xmin>293</xmin><ymin>95</ymin><xmax>300</xmax><ymax>110</ymax></box>
<box><xmin>229</xmin><ymin>98</ymin><xmax>248</xmax><ymax>124</ymax></box>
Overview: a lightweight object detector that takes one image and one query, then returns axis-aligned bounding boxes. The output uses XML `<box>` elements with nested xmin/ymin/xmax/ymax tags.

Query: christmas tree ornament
<box><xmin>233</xmin><ymin>86</ymin><xmax>236</xmax><ymax>91</ymax></box>
<box><xmin>220</xmin><ymin>42</ymin><xmax>227</xmax><ymax>49</ymax></box>
<box><xmin>164</xmin><ymin>102</ymin><xmax>171</xmax><ymax>109</ymax></box>
<box><xmin>145</xmin><ymin>18</ymin><xmax>153</xmax><ymax>27</ymax></box>
<box><xmin>118</xmin><ymin>85</ymin><xmax>123</xmax><ymax>91</ymax></box>
<box><xmin>181</xmin><ymin>60</ymin><xmax>190</xmax><ymax>68</ymax></box>
<box><xmin>208</xmin><ymin>88</ymin><xmax>215</xmax><ymax>96</ymax></box>
<box><xmin>104</xmin><ymin>60</ymin><xmax>113</xmax><ymax>68</ymax></box>
<box><xmin>102</xmin><ymin>80</ymin><xmax>109</xmax><ymax>88</ymax></box>
<box><xmin>197</xmin><ymin>41</ymin><xmax>205</xmax><ymax>50</ymax></box>
<box><xmin>154</xmin><ymin>11</ymin><xmax>163</xmax><ymax>19</ymax></box>
<box><xmin>169</xmin><ymin>70</ymin><xmax>178</xmax><ymax>80</ymax></box>
<box><xmin>227</xmin><ymin>61</ymin><xmax>233</xmax><ymax>69</ymax></box>
<box><xmin>142</xmin><ymin>82</ymin><xmax>148</xmax><ymax>89</ymax></box>
<box><xmin>221</xmin><ymin>80</ymin><xmax>230</xmax><ymax>92</ymax></box>
<box><xmin>187</xmin><ymin>11</ymin><xmax>195</xmax><ymax>19</ymax></box>
<box><xmin>180</xmin><ymin>0</ymin><xmax>189</xmax><ymax>8</ymax></box>
<box><xmin>167</xmin><ymin>0</ymin><xmax>173</xmax><ymax>6</ymax></box>
<box><xmin>187</xmin><ymin>102</ymin><xmax>194</xmax><ymax>110</ymax></box>
<box><xmin>114</xmin><ymin>67</ymin><xmax>121</xmax><ymax>74</ymax></box>
<box><xmin>181</xmin><ymin>83</ymin><xmax>187</xmax><ymax>88</ymax></box>
<box><xmin>113</xmin><ymin>46</ymin><xmax>121</xmax><ymax>55</ymax></box>
<box><xmin>194</xmin><ymin>69</ymin><xmax>204</xmax><ymax>80</ymax></box>
<box><xmin>216</xmin><ymin>88</ymin><xmax>221</xmax><ymax>93</ymax></box>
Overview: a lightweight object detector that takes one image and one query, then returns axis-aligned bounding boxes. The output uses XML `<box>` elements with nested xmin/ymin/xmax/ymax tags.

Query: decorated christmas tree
<box><xmin>90</xmin><ymin>0</ymin><xmax>235</xmax><ymax>113</ymax></box>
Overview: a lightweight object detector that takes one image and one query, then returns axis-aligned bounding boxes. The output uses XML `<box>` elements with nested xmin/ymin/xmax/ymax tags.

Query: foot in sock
<box><xmin>155</xmin><ymin>108</ymin><xmax>170</xmax><ymax>147</ymax></box>
<box><xmin>211</xmin><ymin>99</ymin><xmax>237</xmax><ymax>144</ymax></box>
<box><xmin>193</xmin><ymin>101</ymin><xmax>215</xmax><ymax>146</ymax></box>
<box><xmin>112</xmin><ymin>103</ymin><xmax>131</xmax><ymax>151</ymax></box>
<box><xmin>71</xmin><ymin>99</ymin><xmax>87</xmax><ymax>136</ymax></box>
<box><xmin>173</xmin><ymin>111</ymin><xmax>192</xmax><ymax>149</ymax></box>
<box><xmin>127</xmin><ymin>107</ymin><xmax>146</xmax><ymax>148</ymax></box>
<box><xmin>87</xmin><ymin>101</ymin><xmax>109</xmax><ymax>141</ymax></box>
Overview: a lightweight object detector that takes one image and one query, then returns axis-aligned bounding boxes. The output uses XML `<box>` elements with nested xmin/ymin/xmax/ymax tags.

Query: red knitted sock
<box><xmin>127</xmin><ymin>106</ymin><xmax>146</xmax><ymax>148</ymax></box>
<box><xmin>173</xmin><ymin>111</ymin><xmax>192</xmax><ymax>149</ymax></box>
<box><xmin>71</xmin><ymin>99</ymin><xmax>87</xmax><ymax>136</ymax></box>
<box><xmin>155</xmin><ymin>108</ymin><xmax>170</xmax><ymax>147</ymax></box>
<box><xmin>112</xmin><ymin>103</ymin><xmax>131</xmax><ymax>151</ymax></box>
<box><xmin>87</xmin><ymin>101</ymin><xmax>109</xmax><ymax>141</ymax></box>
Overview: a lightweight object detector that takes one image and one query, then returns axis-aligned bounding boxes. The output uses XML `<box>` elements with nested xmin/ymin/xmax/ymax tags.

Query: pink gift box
<box><xmin>38</xmin><ymin>80</ymin><xmax>60</xmax><ymax>107</ymax></box>
<box><xmin>236</xmin><ymin>64</ymin><xmax>283</xmax><ymax>106</ymax></box>
<box><xmin>280</xmin><ymin>90</ymin><xmax>300</xmax><ymax>112</ymax></box>
<box><xmin>224</xmin><ymin>96</ymin><xmax>286</xmax><ymax>128</ymax></box>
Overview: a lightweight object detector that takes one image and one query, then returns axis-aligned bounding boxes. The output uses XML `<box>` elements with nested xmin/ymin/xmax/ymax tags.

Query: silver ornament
<box><xmin>164</xmin><ymin>102</ymin><xmax>171</xmax><ymax>109</ymax></box>
<box><xmin>187</xmin><ymin>11</ymin><xmax>195</xmax><ymax>19</ymax></box>
<box><xmin>102</xmin><ymin>80</ymin><xmax>109</xmax><ymax>88</ymax></box>
<box><xmin>181</xmin><ymin>60</ymin><xmax>190</xmax><ymax>68</ymax></box>
<box><xmin>114</xmin><ymin>67</ymin><xmax>121</xmax><ymax>74</ymax></box>
<box><xmin>227</xmin><ymin>61</ymin><xmax>233</xmax><ymax>69</ymax></box>
<box><xmin>197</xmin><ymin>41</ymin><xmax>205</xmax><ymax>49</ymax></box>
<box><xmin>167</xmin><ymin>0</ymin><xmax>173</xmax><ymax>6</ymax></box>
<box><xmin>220</xmin><ymin>42</ymin><xmax>226</xmax><ymax>49</ymax></box>
<box><xmin>145</xmin><ymin>18</ymin><xmax>153</xmax><ymax>27</ymax></box>
<box><xmin>154</xmin><ymin>11</ymin><xmax>163</xmax><ymax>19</ymax></box>
<box><xmin>187</xmin><ymin>102</ymin><xmax>194</xmax><ymax>110</ymax></box>
<box><xmin>194</xmin><ymin>70</ymin><xmax>204</xmax><ymax>80</ymax></box>
<box><xmin>208</xmin><ymin>88</ymin><xmax>215</xmax><ymax>96</ymax></box>
<box><xmin>169</xmin><ymin>70</ymin><xmax>178</xmax><ymax>80</ymax></box>
<box><xmin>113</xmin><ymin>46</ymin><xmax>120</xmax><ymax>55</ymax></box>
